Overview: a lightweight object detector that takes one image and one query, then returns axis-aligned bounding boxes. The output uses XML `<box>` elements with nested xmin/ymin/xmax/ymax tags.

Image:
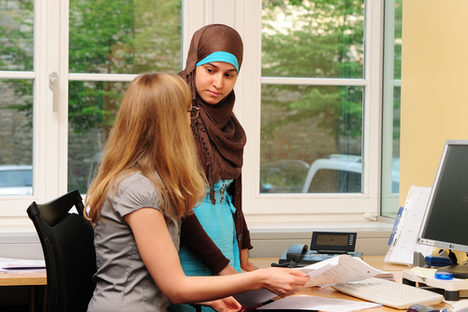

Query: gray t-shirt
<box><xmin>87</xmin><ymin>171</ymin><xmax>180</xmax><ymax>312</ymax></box>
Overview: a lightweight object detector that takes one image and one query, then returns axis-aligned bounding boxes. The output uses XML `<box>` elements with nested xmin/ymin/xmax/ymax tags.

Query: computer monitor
<box><xmin>417</xmin><ymin>140</ymin><xmax>468</xmax><ymax>278</ymax></box>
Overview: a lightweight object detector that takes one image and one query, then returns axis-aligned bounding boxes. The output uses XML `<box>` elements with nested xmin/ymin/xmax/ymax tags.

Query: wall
<box><xmin>249</xmin><ymin>223</ymin><xmax>391</xmax><ymax>258</ymax></box>
<box><xmin>0</xmin><ymin>223</ymin><xmax>392</xmax><ymax>260</ymax></box>
<box><xmin>400</xmin><ymin>0</ymin><xmax>468</xmax><ymax>205</ymax></box>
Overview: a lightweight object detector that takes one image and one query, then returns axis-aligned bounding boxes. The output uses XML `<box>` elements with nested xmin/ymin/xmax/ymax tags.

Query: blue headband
<box><xmin>196</xmin><ymin>51</ymin><xmax>239</xmax><ymax>72</ymax></box>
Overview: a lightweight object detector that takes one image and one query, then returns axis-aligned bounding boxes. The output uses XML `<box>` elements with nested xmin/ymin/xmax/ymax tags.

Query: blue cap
<box><xmin>434</xmin><ymin>271</ymin><xmax>453</xmax><ymax>280</ymax></box>
<box><xmin>196</xmin><ymin>51</ymin><xmax>239</xmax><ymax>72</ymax></box>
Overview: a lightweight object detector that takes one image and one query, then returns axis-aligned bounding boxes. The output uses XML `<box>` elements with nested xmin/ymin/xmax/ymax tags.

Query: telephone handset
<box><xmin>286</xmin><ymin>244</ymin><xmax>309</xmax><ymax>262</ymax></box>
<box><xmin>271</xmin><ymin>244</ymin><xmax>308</xmax><ymax>267</ymax></box>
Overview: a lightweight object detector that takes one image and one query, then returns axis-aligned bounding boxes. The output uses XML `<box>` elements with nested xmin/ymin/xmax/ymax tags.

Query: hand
<box><xmin>240</xmin><ymin>249</ymin><xmax>259</xmax><ymax>272</ymax></box>
<box><xmin>200</xmin><ymin>297</ymin><xmax>243</xmax><ymax>312</ymax></box>
<box><xmin>259</xmin><ymin>267</ymin><xmax>309</xmax><ymax>298</ymax></box>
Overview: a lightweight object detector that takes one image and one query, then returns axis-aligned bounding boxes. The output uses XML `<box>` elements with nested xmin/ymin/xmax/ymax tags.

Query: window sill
<box><xmin>0</xmin><ymin>228</ymin><xmax>43</xmax><ymax>260</ymax></box>
<box><xmin>0</xmin><ymin>219</ymin><xmax>393</xmax><ymax>260</ymax></box>
<box><xmin>248</xmin><ymin>221</ymin><xmax>393</xmax><ymax>258</ymax></box>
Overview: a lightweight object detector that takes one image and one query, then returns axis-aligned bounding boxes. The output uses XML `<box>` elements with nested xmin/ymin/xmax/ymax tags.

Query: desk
<box><xmin>251</xmin><ymin>256</ymin><xmax>449</xmax><ymax>311</ymax></box>
<box><xmin>0</xmin><ymin>257</ymin><xmax>450</xmax><ymax>311</ymax></box>
<box><xmin>0</xmin><ymin>271</ymin><xmax>46</xmax><ymax>286</ymax></box>
<box><xmin>0</xmin><ymin>271</ymin><xmax>46</xmax><ymax>312</ymax></box>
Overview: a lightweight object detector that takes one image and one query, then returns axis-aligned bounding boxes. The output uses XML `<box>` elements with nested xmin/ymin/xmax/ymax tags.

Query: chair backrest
<box><xmin>27</xmin><ymin>190</ymin><xmax>96</xmax><ymax>312</ymax></box>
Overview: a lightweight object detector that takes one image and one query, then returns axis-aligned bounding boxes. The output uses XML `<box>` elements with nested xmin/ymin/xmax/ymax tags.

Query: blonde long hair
<box><xmin>85</xmin><ymin>73</ymin><xmax>206</xmax><ymax>222</ymax></box>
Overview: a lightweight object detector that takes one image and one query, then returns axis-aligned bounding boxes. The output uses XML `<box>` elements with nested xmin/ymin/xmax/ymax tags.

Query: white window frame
<box><xmin>381</xmin><ymin>0</ymin><xmax>400</xmax><ymax>219</ymax></box>
<box><xmin>0</xmin><ymin>0</ymin><xmax>64</xmax><ymax>225</ymax></box>
<box><xmin>234</xmin><ymin>0</ymin><xmax>385</xmax><ymax>224</ymax></box>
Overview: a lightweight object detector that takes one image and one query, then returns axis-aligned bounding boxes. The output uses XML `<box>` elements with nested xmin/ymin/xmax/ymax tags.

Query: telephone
<box><xmin>272</xmin><ymin>231</ymin><xmax>363</xmax><ymax>268</ymax></box>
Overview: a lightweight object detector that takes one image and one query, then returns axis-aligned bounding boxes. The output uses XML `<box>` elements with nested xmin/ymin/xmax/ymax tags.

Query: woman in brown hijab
<box><xmin>174</xmin><ymin>24</ymin><xmax>258</xmax><ymax>312</ymax></box>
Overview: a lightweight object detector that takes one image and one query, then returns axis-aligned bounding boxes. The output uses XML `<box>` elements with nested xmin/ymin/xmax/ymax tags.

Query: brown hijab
<box><xmin>179</xmin><ymin>24</ymin><xmax>246</xmax><ymax>202</ymax></box>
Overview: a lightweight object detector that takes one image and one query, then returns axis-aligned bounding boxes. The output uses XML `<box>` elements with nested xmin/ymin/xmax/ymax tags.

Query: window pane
<box><xmin>68</xmin><ymin>0</ymin><xmax>183</xmax><ymax>193</ymax></box>
<box><xmin>68</xmin><ymin>80</ymin><xmax>130</xmax><ymax>193</ymax></box>
<box><xmin>308</xmin><ymin>169</ymin><xmax>361</xmax><ymax>193</ymax></box>
<box><xmin>0</xmin><ymin>79</ymin><xmax>33</xmax><ymax>196</ymax></box>
<box><xmin>260</xmin><ymin>85</ymin><xmax>363</xmax><ymax>194</ymax></box>
<box><xmin>69</xmin><ymin>0</ymin><xmax>182</xmax><ymax>74</ymax></box>
<box><xmin>262</xmin><ymin>0</ymin><xmax>365</xmax><ymax>79</ymax></box>
<box><xmin>0</xmin><ymin>0</ymin><xmax>34</xmax><ymax>71</ymax></box>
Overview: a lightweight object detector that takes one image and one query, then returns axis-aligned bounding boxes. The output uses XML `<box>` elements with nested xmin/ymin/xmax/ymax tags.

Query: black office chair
<box><xmin>27</xmin><ymin>189</ymin><xmax>96</xmax><ymax>312</ymax></box>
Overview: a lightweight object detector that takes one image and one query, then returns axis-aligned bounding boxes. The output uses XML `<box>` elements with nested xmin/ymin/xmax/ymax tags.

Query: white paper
<box><xmin>300</xmin><ymin>255</ymin><xmax>392</xmax><ymax>287</ymax></box>
<box><xmin>233</xmin><ymin>255</ymin><xmax>392</xmax><ymax>308</ymax></box>
<box><xmin>0</xmin><ymin>257</ymin><xmax>45</xmax><ymax>273</ymax></box>
<box><xmin>257</xmin><ymin>295</ymin><xmax>381</xmax><ymax>311</ymax></box>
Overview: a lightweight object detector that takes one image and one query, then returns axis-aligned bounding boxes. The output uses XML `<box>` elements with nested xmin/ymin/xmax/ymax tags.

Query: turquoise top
<box><xmin>178</xmin><ymin>179</ymin><xmax>240</xmax><ymax>275</ymax></box>
<box><xmin>172</xmin><ymin>179</ymin><xmax>240</xmax><ymax>312</ymax></box>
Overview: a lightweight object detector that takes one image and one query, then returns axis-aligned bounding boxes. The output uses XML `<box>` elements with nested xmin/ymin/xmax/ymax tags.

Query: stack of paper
<box><xmin>0</xmin><ymin>257</ymin><xmax>45</xmax><ymax>273</ymax></box>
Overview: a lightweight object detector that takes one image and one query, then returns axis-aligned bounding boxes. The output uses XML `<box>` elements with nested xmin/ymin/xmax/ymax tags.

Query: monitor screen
<box><xmin>418</xmin><ymin>140</ymin><xmax>468</xmax><ymax>253</ymax></box>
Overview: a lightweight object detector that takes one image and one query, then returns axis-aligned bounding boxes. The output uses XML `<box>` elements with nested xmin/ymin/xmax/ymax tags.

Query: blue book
<box><xmin>388</xmin><ymin>206</ymin><xmax>404</xmax><ymax>246</ymax></box>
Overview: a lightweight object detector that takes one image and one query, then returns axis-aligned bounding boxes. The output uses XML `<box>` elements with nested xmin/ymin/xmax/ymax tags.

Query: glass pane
<box><xmin>381</xmin><ymin>0</ymin><xmax>402</xmax><ymax>218</ymax></box>
<box><xmin>68</xmin><ymin>0</ymin><xmax>183</xmax><ymax>193</ymax></box>
<box><xmin>260</xmin><ymin>85</ymin><xmax>363</xmax><ymax>194</ymax></box>
<box><xmin>308</xmin><ymin>169</ymin><xmax>361</xmax><ymax>193</ymax></box>
<box><xmin>262</xmin><ymin>0</ymin><xmax>365</xmax><ymax>78</ymax></box>
<box><xmin>0</xmin><ymin>0</ymin><xmax>34</xmax><ymax>71</ymax></box>
<box><xmin>69</xmin><ymin>0</ymin><xmax>182</xmax><ymax>74</ymax></box>
<box><xmin>0</xmin><ymin>79</ymin><xmax>33</xmax><ymax>196</ymax></box>
<box><xmin>68</xmin><ymin>81</ymin><xmax>130</xmax><ymax>193</ymax></box>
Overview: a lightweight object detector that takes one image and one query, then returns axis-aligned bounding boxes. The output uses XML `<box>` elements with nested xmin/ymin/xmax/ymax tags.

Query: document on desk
<box><xmin>233</xmin><ymin>255</ymin><xmax>392</xmax><ymax>308</ymax></box>
<box><xmin>257</xmin><ymin>295</ymin><xmax>381</xmax><ymax>312</ymax></box>
<box><xmin>301</xmin><ymin>254</ymin><xmax>392</xmax><ymax>287</ymax></box>
<box><xmin>0</xmin><ymin>257</ymin><xmax>46</xmax><ymax>273</ymax></box>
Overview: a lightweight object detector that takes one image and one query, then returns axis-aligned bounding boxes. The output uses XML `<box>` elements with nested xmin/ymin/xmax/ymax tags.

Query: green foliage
<box><xmin>0</xmin><ymin>1</ymin><xmax>34</xmax><ymax>126</ymax></box>
<box><xmin>262</xmin><ymin>0</ymin><xmax>364</xmax><ymax>142</ymax></box>
<box><xmin>1</xmin><ymin>0</ymin><xmax>183</xmax><ymax>191</ymax></box>
<box><xmin>1</xmin><ymin>0</ymin><xmax>403</xmax><ymax>193</ymax></box>
<box><xmin>69</xmin><ymin>0</ymin><xmax>136</xmax><ymax>73</ymax></box>
<box><xmin>393</xmin><ymin>0</ymin><xmax>403</xmax><ymax>79</ymax></box>
<box><xmin>67</xmin><ymin>0</ymin><xmax>182</xmax><ymax>136</ymax></box>
<box><xmin>0</xmin><ymin>1</ymin><xmax>34</xmax><ymax>71</ymax></box>
<box><xmin>1</xmin><ymin>0</ymin><xmax>182</xmax><ymax>136</ymax></box>
<box><xmin>2</xmin><ymin>0</ymin><xmax>367</xmax><ymax>141</ymax></box>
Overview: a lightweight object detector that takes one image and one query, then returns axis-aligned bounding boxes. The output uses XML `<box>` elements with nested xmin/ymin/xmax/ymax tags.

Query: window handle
<box><xmin>49</xmin><ymin>72</ymin><xmax>59</xmax><ymax>112</ymax></box>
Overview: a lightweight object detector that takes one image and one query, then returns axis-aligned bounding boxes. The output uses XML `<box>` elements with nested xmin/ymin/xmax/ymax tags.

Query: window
<box><xmin>240</xmin><ymin>0</ymin><xmax>386</xmax><ymax>221</ymax></box>
<box><xmin>0</xmin><ymin>0</ymin><xmax>190</xmax><ymax>220</ymax></box>
<box><xmin>0</xmin><ymin>0</ymin><xmax>34</xmax><ymax>201</ymax></box>
<box><xmin>68</xmin><ymin>0</ymin><xmax>183</xmax><ymax>193</ymax></box>
<box><xmin>0</xmin><ymin>0</ymin><xmax>400</xmax><ymax>226</ymax></box>
<box><xmin>261</xmin><ymin>1</ymin><xmax>366</xmax><ymax>195</ymax></box>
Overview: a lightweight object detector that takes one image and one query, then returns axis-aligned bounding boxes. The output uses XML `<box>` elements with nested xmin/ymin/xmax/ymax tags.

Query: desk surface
<box><xmin>0</xmin><ymin>256</ymin><xmax>449</xmax><ymax>310</ymax></box>
<box><xmin>251</xmin><ymin>256</ymin><xmax>449</xmax><ymax>312</ymax></box>
<box><xmin>0</xmin><ymin>271</ymin><xmax>46</xmax><ymax>286</ymax></box>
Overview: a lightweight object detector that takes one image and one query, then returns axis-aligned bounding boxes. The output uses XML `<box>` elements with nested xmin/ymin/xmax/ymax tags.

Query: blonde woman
<box><xmin>85</xmin><ymin>73</ymin><xmax>309</xmax><ymax>312</ymax></box>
